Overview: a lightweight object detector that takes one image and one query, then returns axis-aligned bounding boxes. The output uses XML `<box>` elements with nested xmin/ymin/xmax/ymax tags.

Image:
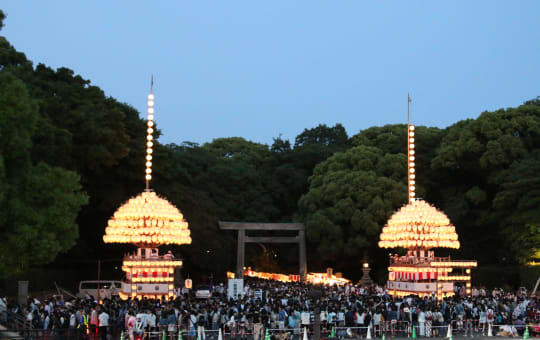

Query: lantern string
<box><xmin>407</xmin><ymin>93</ymin><xmax>415</xmax><ymax>203</ymax></box>
<box><xmin>145</xmin><ymin>75</ymin><xmax>154</xmax><ymax>190</ymax></box>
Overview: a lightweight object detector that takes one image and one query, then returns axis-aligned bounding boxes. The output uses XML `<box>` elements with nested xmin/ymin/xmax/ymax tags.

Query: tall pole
<box><xmin>145</xmin><ymin>76</ymin><xmax>155</xmax><ymax>191</ymax></box>
<box><xmin>408</xmin><ymin>92</ymin><xmax>410</xmax><ymax>126</ymax></box>
<box><xmin>407</xmin><ymin>93</ymin><xmax>416</xmax><ymax>203</ymax></box>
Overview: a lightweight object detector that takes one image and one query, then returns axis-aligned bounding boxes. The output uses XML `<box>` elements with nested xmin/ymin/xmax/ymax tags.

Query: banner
<box><xmin>227</xmin><ymin>279</ymin><xmax>244</xmax><ymax>300</ymax></box>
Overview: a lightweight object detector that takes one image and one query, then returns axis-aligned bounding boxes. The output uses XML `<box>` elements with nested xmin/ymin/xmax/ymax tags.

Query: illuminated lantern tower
<box><xmin>103</xmin><ymin>82</ymin><xmax>192</xmax><ymax>300</ymax></box>
<box><xmin>378</xmin><ymin>97</ymin><xmax>477</xmax><ymax>299</ymax></box>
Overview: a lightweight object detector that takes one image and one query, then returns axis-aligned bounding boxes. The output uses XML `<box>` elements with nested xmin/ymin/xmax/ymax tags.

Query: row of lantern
<box><xmin>130</xmin><ymin>277</ymin><xmax>175</xmax><ymax>283</ymax></box>
<box><xmin>430</xmin><ymin>261</ymin><xmax>478</xmax><ymax>267</ymax></box>
<box><xmin>390</xmin><ymin>290</ymin><xmax>455</xmax><ymax>298</ymax></box>
<box><xmin>113</xmin><ymin>211</ymin><xmax>185</xmax><ymax>221</ymax></box>
<box><xmin>243</xmin><ymin>270</ymin><xmax>296</xmax><ymax>283</ymax></box>
<box><xmin>379</xmin><ymin>239</ymin><xmax>460</xmax><ymax>249</ymax></box>
<box><xmin>387</xmin><ymin>201</ymin><xmax>452</xmax><ymax>226</ymax></box>
<box><xmin>112</xmin><ymin>193</ymin><xmax>185</xmax><ymax>219</ymax></box>
<box><xmin>437</xmin><ymin>275</ymin><xmax>471</xmax><ymax>281</ymax></box>
<box><xmin>388</xmin><ymin>214</ymin><xmax>451</xmax><ymax>226</ymax></box>
<box><xmin>408</xmin><ymin>125</ymin><xmax>416</xmax><ymax>201</ymax></box>
<box><xmin>123</xmin><ymin>267</ymin><xmax>173</xmax><ymax>274</ymax></box>
<box><xmin>380</xmin><ymin>231</ymin><xmax>458</xmax><ymax>241</ymax></box>
<box><xmin>108</xmin><ymin>219</ymin><xmax>188</xmax><ymax>229</ymax></box>
<box><xmin>123</xmin><ymin>260</ymin><xmax>183</xmax><ymax>267</ymax></box>
<box><xmin>389</xmin><ymin>266</ymin><xmax>452</xmax><ymax>273</ymax></box>
<box><xmin>131</xmin><ymin>284</ymin><xmax>174</xmax><ymax>291</ymax></box>
<box><xmin>104</xmin><ymin>227</ymin><xmax>190</xmax><ymax>236</ymax></box>
<box><xmin>384</xmin><ymin>224</ymin><xmax>456</xmax><ymax>233</ymax></box>
<box><xmin>391</xmin><ymin>271</ymin><xmax>439</xmax><ymax>281</ymax></box>
<box><xmin>389</xmin><ymin>216</ymin><xmax>451</xmax><ymax>226</ymax></box>
<box><xmin>146</xmin><ymin>93</ymin><xmax>155</xmax><ymax>181</ymax></box>
<box><xmin>127</xmin><ymin>271</ymin><xmax>169</xmax><ymax>278</ymax></box>
<box><xmin>103</xmin><ymin>234</ymin><xmax>192</xmax><ymax>245</ymax></box>
<box><xmin>113</xmin><ymin>210</ymin><xmax>185</xmax><ymax>220</ymax></box>
<box><xmin>118</xmin><ymin>291</ymin><xmax>175</xmax><ymax>300</ymax></box>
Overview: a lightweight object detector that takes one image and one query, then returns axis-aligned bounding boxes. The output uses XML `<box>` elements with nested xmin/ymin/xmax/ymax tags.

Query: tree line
<box><xmin>0</xmin><ymin>10</ymin><xmax>538</xmax><ymax>282</ymax></box>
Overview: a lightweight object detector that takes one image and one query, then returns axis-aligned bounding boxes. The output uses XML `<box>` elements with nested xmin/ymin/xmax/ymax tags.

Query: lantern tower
<box><xmin>378</xmin><ymin>95</ymin><xmax>477</xmax><ymax>299</ymax></box>
<box><xmin>103</xmin><ymin>81</ymin><xmax>191</xmax><ymax>300</ymax></box>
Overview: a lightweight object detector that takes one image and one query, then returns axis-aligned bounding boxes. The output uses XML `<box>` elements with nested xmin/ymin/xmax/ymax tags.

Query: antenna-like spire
<box><xmin>145</xmin><ymin>76</ymin><xmax>155</xmax><ymax>190</ymax></box>
<box><xmin>407</xmin><ymin>93</ymin><xmax>415</xmax><ymax>202</ymax></box>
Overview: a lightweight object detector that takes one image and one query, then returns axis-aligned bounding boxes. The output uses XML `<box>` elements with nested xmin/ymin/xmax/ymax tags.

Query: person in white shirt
<box><xmin>301</xmin><ymin>309</ymin><xmax>310</xmax><ymax>333</ymax></box>
<box><xmin>69</xmin><ymin>313</ymin><xmax>76</xmax><ymax>329</ymax></box>
<box><xmin>98</xmin><ymin>310</ymin><xmax>109</xmax><ymax>340</ymax></box>
<box><xmin>90</xmin><ymin>307</ymin><xmax>98</xmax><ymax>332</ymax></box>
<box><xmin>320</xmin><ymin>310</ymin><xmax>328</xmax><ymax>323</ymax></box>
<box><xmin>373</xmin><ymin>309</ymin><xmax>382</xmax><ymax>336</ymax></box>
<box><xmin>146</xmin><ymin>310</ymin><xmax>156</xmax><ymax>331</ymax></box>
<box><xmin>354</xmin><ymin>310</ymin><xmax>363</xmax><ymax>327</ymax></box>
<box><xmin>418</xmin><ymin>309</ymin><xmax>426</xmax><ymax>337</ymax></box>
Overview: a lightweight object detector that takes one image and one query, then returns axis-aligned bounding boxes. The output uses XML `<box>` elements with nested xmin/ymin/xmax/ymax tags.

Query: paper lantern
<box><xmin>185</xmin><ymin>278</ymin><xmax>192</xmax><ymax>289</ymax></box>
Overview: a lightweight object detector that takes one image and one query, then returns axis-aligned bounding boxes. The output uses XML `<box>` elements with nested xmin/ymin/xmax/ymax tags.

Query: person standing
<box><xmin>98</xmin><ymin>308</ymin><xmax>109</xmax><ymax>340</ymax></box>
<box><xmin>486</xmin><ymin>306</ymin><xmax>495</xmax><ymax>332</ymax></box>
<box><xmin>278</xmin><ymin>307</ymin><xmax>287</xmax><ymax>330</ymax></box>
<box><xmin>78</xmin><ymin>310</ymin><xmax>89</xmax><ymax>337</ymax></box>
<box><xmin>372</xmin><ymin>308</ymin><xmax>382</xmax><ymax>337</ymax></box>
<box><xmin>464</xmin><ymin>306</ymin><xmax>473</xmax><ymax>337</ymax></box>
<box><xmin>127</xmin><ymin>312</ymin><xmax>136</xmax><ymax>340</ymax></box>
<box><xmin>90</xmin><ymin>306</ymin><xmax>98</xmax><ymax>334</ymax></box>
<box><xmin>425</xmin><ymin>308</ymin><xmax>432</xmax><ymax>338</ymax></box>
<box><xmin>418</xmin><ymin>308</ymin><xmax>426</xmax><ymax>337</ymax></box>
<box><xmin>212</xmin><ymin>308</ymin><xmax>220</xmax><ymax>331</ymax></box>
<box><xmin>479</xmin><ymin>305</ymin><xmax>487</xmax><ymax>335</ymax></box>
<box><xmin>288</xmin><ymin>312</ymin><xmax>297</xmax><ymax>339</ymax></box>
<box><xmin>254</xmin><ymin>314</ymin><xmax>264</xmax><ymax>340</ymax></box>
<box><xmin>146</xmin><ymin>309</ymin><xmax>156</xmax><ymax>333</ymax></box>
<box><xmin>197</xmin><ymin>312</ymin><xmax>206</xmax><ymax>340</ymax></box>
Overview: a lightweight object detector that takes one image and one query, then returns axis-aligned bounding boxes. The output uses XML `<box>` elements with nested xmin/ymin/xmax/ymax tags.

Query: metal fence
<box><xmin>1</xmin><ymin>323</ymin><xmax>539</xmax><ymax>340</ymax></box>
<box><xmin>0</xmin><ymin>328</ymin><xmax>99</xmax><ymax>340</ymax></box>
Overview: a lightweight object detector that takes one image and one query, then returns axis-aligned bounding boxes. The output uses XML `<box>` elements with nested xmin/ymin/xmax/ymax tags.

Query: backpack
<box><xmin>487</xmin><ymin>310</ymin><xmax>494</xmax><ymax>321</ymax></box>
<box><xmin>32</xmin><ymin>317</ymin><xmax>42</xmax><ymax>329</ymax></box>
<box><xmin>438</xmin><ymin>312</ymin><xmax>444</xmax><ymax>323</ymax></box>
<box><xmin>62</xmin><ymin>314</ymin><xmax>70</xmax><ymax>328</ymax></box>
<box><xmin>197</xmin><ymin>315</ymin><xmax>205</xmax><ymax>327</ymax></box>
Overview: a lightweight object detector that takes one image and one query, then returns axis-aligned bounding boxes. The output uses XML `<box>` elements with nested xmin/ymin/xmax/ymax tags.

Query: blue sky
<box><xmin>3</xmin><ymin>1</ymin><xmax>540</xmax><ymax>145</ymax></box>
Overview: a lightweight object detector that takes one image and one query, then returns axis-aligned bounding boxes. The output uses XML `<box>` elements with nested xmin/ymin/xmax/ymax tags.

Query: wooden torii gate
<box><xmin>219</xmin><ymin>222</ymin><xmax>307</xmax><ymax>280</ymax></box>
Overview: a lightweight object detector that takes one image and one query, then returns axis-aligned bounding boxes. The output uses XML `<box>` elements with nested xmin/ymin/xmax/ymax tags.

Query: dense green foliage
<box><xmin>432</xmin><ymin>103</ymin><xmax>540</xmax><ymax>265</ymax></box>
<box><xmin>0</xmin><ymin>10</ymin><xmax>538</xmax><ymax>283</ymax></box>
<box><xmin>0</xmin><ymin>67</ymin><xmax>88</xmax><ymax>274</ymax></box>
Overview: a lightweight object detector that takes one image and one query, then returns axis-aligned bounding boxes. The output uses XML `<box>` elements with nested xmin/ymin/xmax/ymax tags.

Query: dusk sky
<box><xmin>3</xmin><ymin>1</ymin><xmax>540</xmax><ymax>145</ymax></box>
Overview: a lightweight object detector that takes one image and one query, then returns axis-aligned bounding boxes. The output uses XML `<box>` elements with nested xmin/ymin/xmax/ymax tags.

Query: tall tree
<box><xmin>0</xmin><ymin>71</ymin><xmax>88</xmax><ymax>274</ymax></box>
<box><xmin>432</xmin><ymin>103</ymin><xmax>540</xmax><ymax>264</ymax></box>
<box><xmin>299</xmin><ymin>145</ymin><xmax>407</xmax><ymax>271</ymax></box>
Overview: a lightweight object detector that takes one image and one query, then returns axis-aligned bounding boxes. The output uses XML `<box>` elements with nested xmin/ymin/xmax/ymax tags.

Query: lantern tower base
<box><xmin>119</xmin><ymin>248</ymin><xmax>182</xmax><ymax>300</ymax></box>
<box><xmin>387</xmin><ymin>250</ymin><xmax>477</xmax><ymax>298</ymax></box>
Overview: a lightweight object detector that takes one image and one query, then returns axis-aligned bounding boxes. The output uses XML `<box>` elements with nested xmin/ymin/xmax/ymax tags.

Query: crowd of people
<box><xmin>1</xmin><ymin>279</ymin><xmax>539</xmax><ymax>340</ymax></box>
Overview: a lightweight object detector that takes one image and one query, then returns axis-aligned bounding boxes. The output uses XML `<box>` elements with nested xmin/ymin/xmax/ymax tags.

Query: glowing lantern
<box><xmin>185</xmin><ymin>278</ymin><xmax>192</xmax><ymax>289</ymax></box>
